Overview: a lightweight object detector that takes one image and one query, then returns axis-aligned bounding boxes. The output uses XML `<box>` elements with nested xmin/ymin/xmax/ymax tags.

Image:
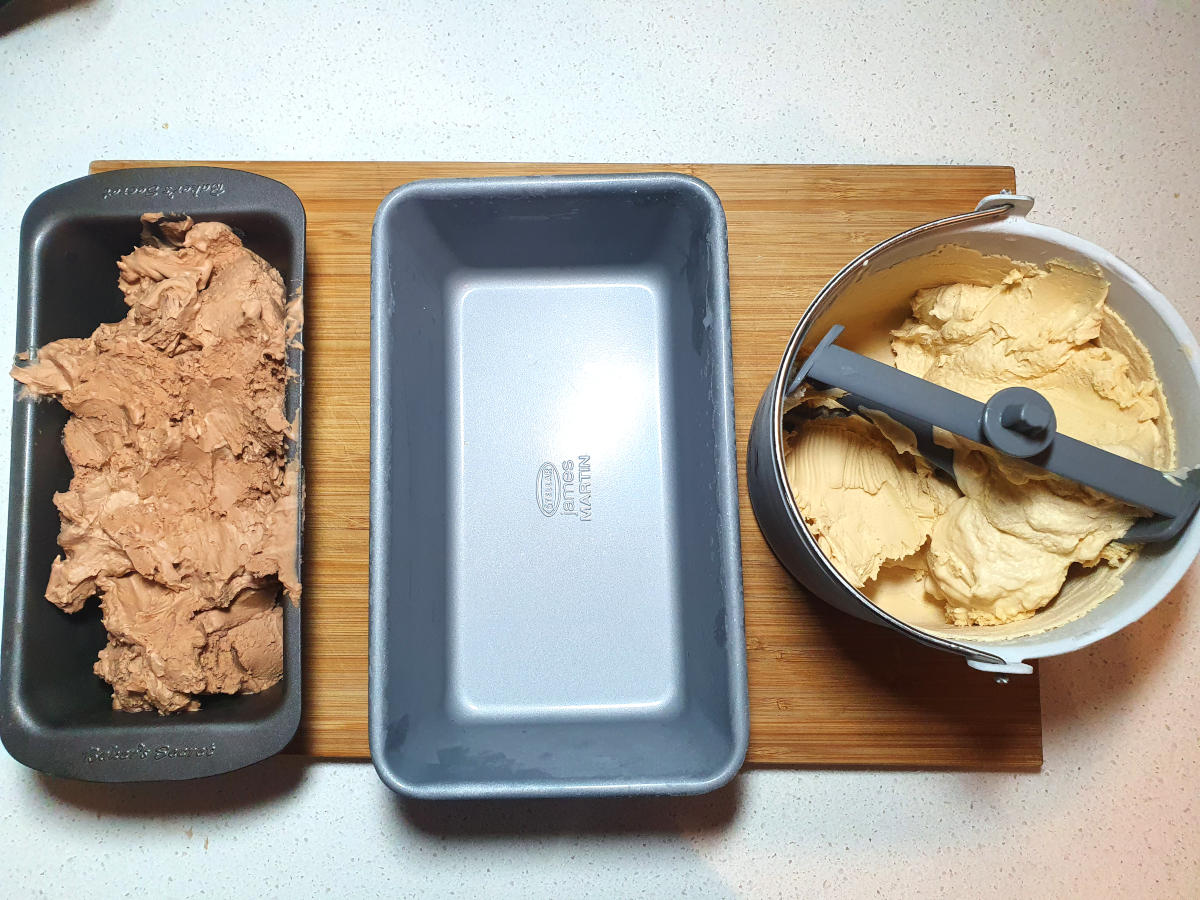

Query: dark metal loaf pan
<box><xmin>370</xmin><ymin>173</ymin><xmax>748</xmax><ymax>798</ymax></box>
<box><xmin>0</xmin><ymin>166</ymin><xmax>305</xmax><ymax>781</ymax></box>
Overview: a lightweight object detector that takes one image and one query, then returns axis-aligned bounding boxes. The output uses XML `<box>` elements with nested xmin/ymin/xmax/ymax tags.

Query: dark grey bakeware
<box><xmin>0</xmin><ymin>166</ymin><xmax>305</xmax><ymax>781</ymax></box>
<box><xmin>370</xmin><ymin>173</ymin><xmax>748</xmax><ymax>799</ymax></box>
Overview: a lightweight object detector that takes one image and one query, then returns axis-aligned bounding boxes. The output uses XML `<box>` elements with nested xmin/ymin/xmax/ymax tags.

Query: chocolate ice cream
<box><xmin>12</xmin><ymin>214</ymin><xmax>300</xmax><ymax>714</ymax></box>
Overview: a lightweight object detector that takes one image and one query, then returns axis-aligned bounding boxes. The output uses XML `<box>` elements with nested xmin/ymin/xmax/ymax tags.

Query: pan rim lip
<box><xmin>1</xmin><ymin>164</ymin><xmax>306</xmax><ymax>782</ymax></box>
<box><xmin>368</xmin><ymin>171</ymin><xmax>748</xmax><ymax>799</ymax></box>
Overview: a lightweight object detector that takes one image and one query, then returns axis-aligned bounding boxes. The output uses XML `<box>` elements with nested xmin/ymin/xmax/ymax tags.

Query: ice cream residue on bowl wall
<box><xmin>783</xmin><ymin>245</ymin><xmax>1175</xmax><ymax>641</ymax></box>
<box><xmin>10</xmin><ymin>214</ymin><xmax>301</xmax><ymax>714</ymax></box>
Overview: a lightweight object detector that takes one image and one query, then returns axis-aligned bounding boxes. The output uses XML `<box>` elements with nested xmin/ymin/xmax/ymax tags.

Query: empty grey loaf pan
<box><xmin>369</xmin><ymin>173</ymin><xmax>748</xmax><ymax>799</ymax></box>
<box><xmin>0</xmin><ymin>166</ymin><xmax>305</xmax><ymax>781</ymax></box>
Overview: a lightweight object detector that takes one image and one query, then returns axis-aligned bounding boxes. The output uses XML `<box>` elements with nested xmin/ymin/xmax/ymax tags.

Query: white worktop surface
<box><xmin>1</xmin><ymin>1</ymin><xmax>1197</xmax><ymax>896</ymax></box>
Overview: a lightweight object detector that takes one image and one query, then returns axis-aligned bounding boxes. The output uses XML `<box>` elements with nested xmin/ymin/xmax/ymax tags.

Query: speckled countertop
<box><xmin>1</xmin><ymin>1</ymin><xmax>1197</xmax><ymax>897</ymax></box>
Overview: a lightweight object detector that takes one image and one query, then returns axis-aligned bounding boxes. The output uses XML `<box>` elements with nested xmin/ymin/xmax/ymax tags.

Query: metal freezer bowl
<box><xmin>370</xmin><ymin>173</ymin><xmax>748</xmax><ymax>798</ymax></box>
<box><xmin>0</xmin><ymin>167</ymin><xmax>305</xmax><ymax>781</ymax></box>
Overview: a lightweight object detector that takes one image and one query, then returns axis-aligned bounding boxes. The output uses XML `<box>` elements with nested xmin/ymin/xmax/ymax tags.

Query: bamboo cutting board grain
<box><xmin>91</xmin><ymin>161</ymin><xmax>1042</xmax><ymax>769</ymax></box>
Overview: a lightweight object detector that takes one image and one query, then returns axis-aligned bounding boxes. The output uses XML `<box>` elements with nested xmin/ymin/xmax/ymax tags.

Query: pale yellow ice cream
<box><xmin>785</xmin><ymin>247</ymin><xmax>1173</xmax><ymax>631</ymax></box>
<box><xmin>784</xmin><ymin>415</ymin><xmax>959</xmax><ymax>588</ymax></box>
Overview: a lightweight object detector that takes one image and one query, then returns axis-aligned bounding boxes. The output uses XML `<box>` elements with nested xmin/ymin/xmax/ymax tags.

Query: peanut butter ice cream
<box><xmin>785</xmin><ymin>247</ymin><xmax>1173</xmax><ymax>631</ymax></box>
<box><xmin>12</xmin><ymin>214</ymin><xmax>300</xmax><ymax>713</ymax></box>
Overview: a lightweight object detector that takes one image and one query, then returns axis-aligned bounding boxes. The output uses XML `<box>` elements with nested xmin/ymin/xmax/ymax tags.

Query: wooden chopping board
<box><xmin>90</xmin><ymin>161</ymin><xmax>1042</xmax><ymax>770</ymax></box>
